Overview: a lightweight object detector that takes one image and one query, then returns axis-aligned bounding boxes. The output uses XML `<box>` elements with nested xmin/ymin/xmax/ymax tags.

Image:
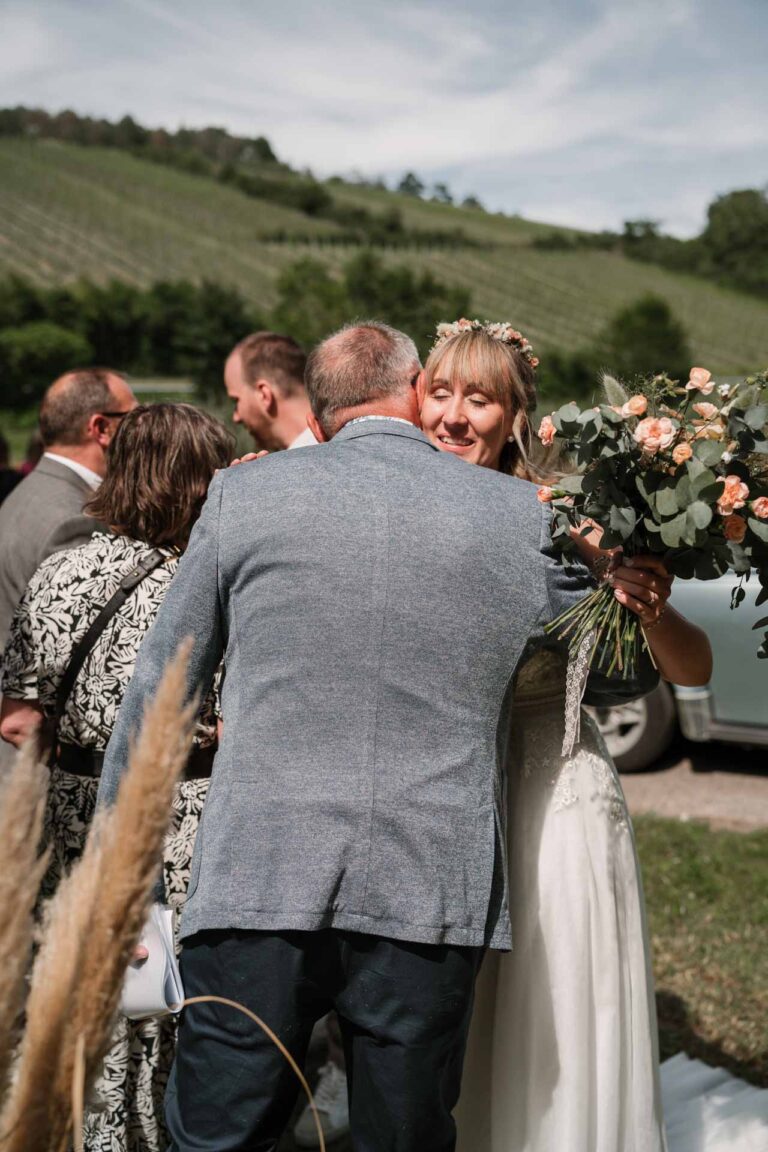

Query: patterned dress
<box><xmin>2</xmin><ymin>530</ymin><xmax>219</xmax><ymax>1152</ymax></box>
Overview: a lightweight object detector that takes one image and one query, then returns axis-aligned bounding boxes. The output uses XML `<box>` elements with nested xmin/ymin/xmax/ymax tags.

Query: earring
<box><xmin>507</xmin><ymin>435</ymin><xmax>515</xmax><ymax>443</ymax></box>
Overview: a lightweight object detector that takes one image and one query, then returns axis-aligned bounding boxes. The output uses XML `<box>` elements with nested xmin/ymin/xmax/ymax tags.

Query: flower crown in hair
<box><xmin>431</xmin><ymin>318</ymin><xmax>539</xmax><ymax>370</ymax></box>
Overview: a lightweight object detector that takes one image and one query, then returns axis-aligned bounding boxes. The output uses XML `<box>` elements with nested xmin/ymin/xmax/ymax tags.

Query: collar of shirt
<box><xmin>342</xmin><ymin>416</ymin><xmax>417</xmax><ymax>430</ymax></box>
<box><xmin>44</xmin><ymin>452</ymin><xmax>102</xmax><ymax>491</ymax></box>
<box><xmin>287</xmin><ymin>427</ymin><xmax>318</xmax><ymax>449</ymax></box>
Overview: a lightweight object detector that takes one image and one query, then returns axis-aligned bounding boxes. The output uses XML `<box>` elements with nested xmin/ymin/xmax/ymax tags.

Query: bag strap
<box><xmin>52</xmin><ymin>548</ymin><xmax>167</xmax><ymax>740</ymax></box>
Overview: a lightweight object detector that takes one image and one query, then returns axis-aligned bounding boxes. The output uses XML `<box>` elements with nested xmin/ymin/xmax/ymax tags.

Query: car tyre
<box><xmin>588</xmin><ymin>682</ymin><xmax>677</xmax><ymax>771</ymax></box>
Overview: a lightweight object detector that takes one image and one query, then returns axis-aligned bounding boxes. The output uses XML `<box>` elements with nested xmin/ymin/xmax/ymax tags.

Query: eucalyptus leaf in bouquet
<box><xmin>537</xmin><ymin>368</ymin><xmax>768</xmax><ymax>674</ymax></box>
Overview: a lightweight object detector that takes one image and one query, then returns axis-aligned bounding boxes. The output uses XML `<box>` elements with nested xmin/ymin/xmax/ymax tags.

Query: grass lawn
<box><xmin>635</xmin><ymin>814</ymin><xmax>768</xmax><ymax>1087</ymax></box>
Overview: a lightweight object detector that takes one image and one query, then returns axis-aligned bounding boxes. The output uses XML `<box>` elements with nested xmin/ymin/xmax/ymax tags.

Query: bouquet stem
<box><xmin>544</xmin><ymin>583</ymin><xmax>652</xmax><ymax>680</ymax></box>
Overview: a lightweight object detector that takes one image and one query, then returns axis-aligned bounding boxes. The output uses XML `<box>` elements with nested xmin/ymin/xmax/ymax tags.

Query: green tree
<box><xmin>0</xmin><ymin>322</ymin><xmax>92</xmax><ymax>408</ymax></box>
<box><xmin>700</xmin><ymin>189</ymin><xmax>768</xmax><ymax>298</ymax></box>
<box><xmin>188</xmin><ymin>281</ymin><xmax>261</xmax><ymax>398</ymax></box>
<box><xmin>535</xmin><ymin>348</ymin><xmax>600</xmax><ymax>408</ymax></box>
<box><xmin>431</xmin><ymin>182</ymin><xmax>453</xmax><ymax>205</ymax></box>
<box><xmin>397</xmin><ymin>172</ymin><xmax>425</xmax><ymax>198</ymax></box>
<box><xmin>343</xmin><ymin>252</ymin><xmax>469</xmax><ymax>358</ymax></box>
<box><xmin>272</xmin><ymin>259</ymin><xmax>350</xmax><ymax>349</ymax></box>
<box><xmin>271</xmin><ymin>250</ymin><xmax>470</xmax><ymax>360</ymax></box>
<box><xmin>598</xmin><ymin>294</ymin><xmax>691</xmax><ymax>382</ymax></box>
<box><xmin>78</xmin><ymin>280</ymin><xmax>147</xmax><ymax>370</ymax></box>
<box><xmin>622</xmin><ymin>220</ymin><xmax>660</xmax><ymax>243</ymax></box>
<box><xmin>143</xmin><ymin>281</ymin><xmax>200</xmax><ymax>376</ymax></box>
<box><xmin>0</xmin><ymin>275</ymin><xmax>45</xmax><ymax>328</ymax></box>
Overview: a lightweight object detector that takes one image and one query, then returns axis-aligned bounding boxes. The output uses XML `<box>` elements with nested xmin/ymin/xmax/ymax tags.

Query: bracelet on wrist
<box><xmin>642</xmin><ymin>604</ymin><xmax>667</xmax><ymax>632</ymax></box>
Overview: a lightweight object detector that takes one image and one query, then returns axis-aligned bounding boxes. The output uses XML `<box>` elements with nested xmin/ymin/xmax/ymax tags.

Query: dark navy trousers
<box><xmin>165</xmin><ymin>928</ymin><xmax>483</xmax><ymax>1152</ymax></box>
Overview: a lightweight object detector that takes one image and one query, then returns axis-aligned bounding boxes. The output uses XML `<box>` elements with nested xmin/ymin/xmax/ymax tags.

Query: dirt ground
<box><xmin>621</xmin><ymin>735</ymin><xmax>768</xmax><ymax>831</ymax></box>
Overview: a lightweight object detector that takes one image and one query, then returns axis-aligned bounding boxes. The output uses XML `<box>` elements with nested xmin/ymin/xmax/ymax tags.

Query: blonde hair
<box><xmin>423</xmin><ymin>328</ymin><xmax>552</xmax><ymax>481</ymax></box>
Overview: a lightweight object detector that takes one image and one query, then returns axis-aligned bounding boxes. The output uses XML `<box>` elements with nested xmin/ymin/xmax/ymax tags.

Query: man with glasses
<box><xmin>0</xmin><ymin>367</ymin><xmax>136</xmax><ymax>654</ymax></box>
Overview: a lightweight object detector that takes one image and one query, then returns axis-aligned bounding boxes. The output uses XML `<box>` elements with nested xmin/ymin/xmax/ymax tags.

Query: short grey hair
<box><xmin>305</xmin><ymin>321</ymin><xmax>420</xmax><ymax>434</ymax></box>
<box><xmin>39</xmin><ymin>369</ymin><xmax>123</xmax><ymax>447</ymax></box>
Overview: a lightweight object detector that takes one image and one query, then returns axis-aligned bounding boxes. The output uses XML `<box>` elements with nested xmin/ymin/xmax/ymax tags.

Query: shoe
<box><xmin>293</xmin><ymin>1061</ymin><xmax>349</xmax><ymax>1148</ymax></box>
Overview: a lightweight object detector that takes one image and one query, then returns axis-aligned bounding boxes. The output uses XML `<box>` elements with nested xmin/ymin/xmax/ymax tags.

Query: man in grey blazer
<box><xmin>99</xmin><ymin>323</ymin><xmax>657</xmax><ymax>1151</ymax></box>
<box><xmin>0</xmin><ymin>369</ymin><xmax>135</xmax><ymax>760</ymax></box>
<box><xmin>0</xmin><ymin>368</ymin><xmax>136</xmax><ymax>651</ymax></box>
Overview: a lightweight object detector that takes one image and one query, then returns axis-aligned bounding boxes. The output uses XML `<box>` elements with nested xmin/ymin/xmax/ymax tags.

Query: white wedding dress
<box><xmin>456</xmin><ymin>650</ymin><xmax>768</xmax><ymax>1152</ymax></box>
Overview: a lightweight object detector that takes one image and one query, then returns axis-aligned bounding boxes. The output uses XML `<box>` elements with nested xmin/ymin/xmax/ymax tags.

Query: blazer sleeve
<box><xmin>96</xmin><ymin>473</ymin><xmax>226</xmax><ymax>812</ymax></box>
<box><xmin>537</xmin><ymin>503</ymin><xmax>660</xmax><ymax>704</ymax></box>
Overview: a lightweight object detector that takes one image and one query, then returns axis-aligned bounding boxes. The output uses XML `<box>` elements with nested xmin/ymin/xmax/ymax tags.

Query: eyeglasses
<box><xmin>99</xmin><ymin>410</ymin><xmax>132</xmax><ymax>420</ymax></box>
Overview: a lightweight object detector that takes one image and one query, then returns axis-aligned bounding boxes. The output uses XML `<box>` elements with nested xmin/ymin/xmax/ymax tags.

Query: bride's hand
<box><xmin>609</xmin><ymin>554</ymin><xmax>673</xmax><ymax>630</ymax></box>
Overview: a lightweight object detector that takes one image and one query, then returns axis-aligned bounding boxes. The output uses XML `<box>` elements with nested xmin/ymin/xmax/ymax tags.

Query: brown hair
<box><xmin>39</xmin><ymin>368</ymin><xmax>123</xmax><ymax>448</ymax></box>
<box><xmin>423</xmin><ymin>329</ymin><xmax>553</xmax><ymax>480</ymax></box>
<box><xmin>233</xmin><ymin>332</ymin><xmax>307</xmax><ymax>397</ymax></box>
<box><xmin>86</xmin><ymin>404</ymin><xmax>235</xmax><ymax>549</ymax></box>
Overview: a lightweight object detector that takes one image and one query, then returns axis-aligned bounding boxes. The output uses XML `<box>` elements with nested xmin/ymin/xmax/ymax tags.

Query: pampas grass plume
<box><xmin>0</xmin><ymin>744</ymin><xmax>49</xmax><ymax>1100</ymax></box>
<box><xmin>1</xmin><ymin>640</ymin><xmax>197</xmax><ymax>1152</ymax></box>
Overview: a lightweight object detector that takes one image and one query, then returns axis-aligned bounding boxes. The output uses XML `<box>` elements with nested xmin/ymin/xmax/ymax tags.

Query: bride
<box><xmin>416</xmin><ymin>320</ymin><xmax>745</xmax><ymax>1152</ymax></box>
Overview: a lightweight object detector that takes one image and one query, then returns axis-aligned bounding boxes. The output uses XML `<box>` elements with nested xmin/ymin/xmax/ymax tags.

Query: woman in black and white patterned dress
<box><xmin>1</xmin><ymin>403</ymin><xmax>234</xmax><ymax>1152</ymax></box>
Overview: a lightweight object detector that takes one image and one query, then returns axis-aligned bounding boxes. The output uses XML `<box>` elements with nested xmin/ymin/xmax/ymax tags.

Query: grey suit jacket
<box><xmin>0</xmin><ymin>456</ymin><xmax>98</xmax><ymax>651</ymax></box>
<box><xmin>98</xmin><ymin>420</ymin><xmax>657</xmax><ymax>950</ymax></box>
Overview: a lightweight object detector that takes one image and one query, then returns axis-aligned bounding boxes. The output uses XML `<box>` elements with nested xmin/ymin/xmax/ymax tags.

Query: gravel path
<box><xmin>621</xmin><ymin>737</ymin><xmax>768</xmax><ymax>832</ymax></box>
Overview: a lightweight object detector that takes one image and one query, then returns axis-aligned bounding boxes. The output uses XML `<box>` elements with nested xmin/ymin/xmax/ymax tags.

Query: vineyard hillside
<box><xmin>2</xmin><ymin>138</ymin><xmax>768</xmax><ymax>373</ymax></box>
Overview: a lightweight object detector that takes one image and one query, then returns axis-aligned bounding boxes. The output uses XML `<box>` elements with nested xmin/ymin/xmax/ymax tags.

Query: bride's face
<box><xmin>419</xmin><ymin>373</ymin><xmax>512</xmax><ymax>470</ymax></box>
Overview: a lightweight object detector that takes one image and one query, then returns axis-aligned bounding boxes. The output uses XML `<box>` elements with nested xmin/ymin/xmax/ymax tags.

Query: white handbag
<box><xmin>121</xmin><ymin>904</ymin><xmax>184</xmax><ymax>1020</ymax></box>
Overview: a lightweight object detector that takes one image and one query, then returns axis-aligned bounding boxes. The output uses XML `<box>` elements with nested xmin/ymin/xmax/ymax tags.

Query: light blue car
<box><xmin>590</xmin><ymin>575</ymin><xmax>768</xmax><ymax>770</ymax></box>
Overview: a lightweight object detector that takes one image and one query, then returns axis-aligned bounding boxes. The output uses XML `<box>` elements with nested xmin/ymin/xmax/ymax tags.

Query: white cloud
<box><xmin>0</xmin><ymin>0</ymin><xmax>764</xmax><ymax>236</ymax></box>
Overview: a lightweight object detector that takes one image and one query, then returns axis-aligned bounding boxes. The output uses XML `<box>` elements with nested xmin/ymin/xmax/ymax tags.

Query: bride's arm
<box><xmin>570</xmin><ymin>526</ymin><xmax>713</xmax><ymax>688</ymax></box>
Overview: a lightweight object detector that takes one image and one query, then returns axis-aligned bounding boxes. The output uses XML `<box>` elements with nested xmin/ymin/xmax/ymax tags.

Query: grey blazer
<box><xmin>98</xmin><ymin>420</ymin><xmax>657</xmax><ymax>950</ymax></box>
<box><xmin>0</xmin><ymin>456</ymin><xmax>98</xmax><ymax>651</ymax></box>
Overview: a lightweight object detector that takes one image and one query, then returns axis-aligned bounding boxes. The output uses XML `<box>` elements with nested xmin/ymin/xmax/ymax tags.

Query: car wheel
<box><xmin>588</xmin><ymin>682</ymin><xmax>677</xmax><ymax>771</ymax></box>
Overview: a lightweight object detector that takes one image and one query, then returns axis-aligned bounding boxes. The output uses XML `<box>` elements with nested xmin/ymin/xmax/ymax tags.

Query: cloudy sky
<box><xmin>2</xmin><ymin>0</ymin><xmax>766</xmax><ymax>235</ymax></box>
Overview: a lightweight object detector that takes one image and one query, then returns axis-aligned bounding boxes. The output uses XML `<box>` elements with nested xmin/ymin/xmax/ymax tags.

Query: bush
<box><xmin>272</xmin><ymin>259</ymin><xmax>350</xmax><ymax>350</ymax></box>
<box><xmin>0</xmin><ymin>322</ymin><xmax>92</xmax><ymax>408</ymax></box>
<box><xmin>0</xmin><ymin>275</ymin><xmax>261</xmax><ymax>402</ymax></box>
<box><xmin>78</xmin><ymin>280</ymin><xmax>149</xmax><ymax>369</ymax></box>
<box><xmin>598</xmin><ymin>294</ymin><xmax>691</xmax><ymax>382</ymax></box>
<box><xmin>272</xmin><ymin>250</ymin><xmax>471</xmax><ymax>359</ymax></box>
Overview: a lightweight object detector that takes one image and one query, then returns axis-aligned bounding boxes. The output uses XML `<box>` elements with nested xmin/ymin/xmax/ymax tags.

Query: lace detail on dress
<box><xmin>562</xmin><ymin>629</ymin><xmax>596</xmax><ymax>759</ymax></box>
<box><xmin>552</xmin><ymin>763</ymin><xmax>579</xmax><ymax>811</ymax></box>
<box><xmin>552</xmin><ymin>748</ymin><xmax>628</xmax><ymax>828</ymax></box>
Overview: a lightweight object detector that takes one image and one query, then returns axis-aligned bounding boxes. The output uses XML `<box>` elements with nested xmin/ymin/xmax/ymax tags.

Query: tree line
<box><xmin>0</xmin><ymin>106</ymin><xmax>278</xmax><ymax>171</ymax></box>
<box><xmin>0</xmin><ymin>253</ymin><xmax>470</xmax><ymax>408</ymax></box>
<box><xmin>532</xmin><ymin>189</ymin><xmax>768</xmax><ymax>302</ymax></box>
<box><xmin>1</xmin><ymin>107</ymin><xmax>479</xmax><ymax>251</ymax></box>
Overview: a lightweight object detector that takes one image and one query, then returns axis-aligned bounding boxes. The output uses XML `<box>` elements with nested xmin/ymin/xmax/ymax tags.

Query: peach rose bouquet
<box><xmin>538</xmin><ymin>367</ymin><xmax>768</xmax><ymax>675</ymax></box>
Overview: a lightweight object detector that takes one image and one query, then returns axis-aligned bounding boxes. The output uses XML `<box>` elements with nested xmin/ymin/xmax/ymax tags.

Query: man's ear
<box><xmin>307</xmin><ymin>411</ymin><xmax>329</xmax><ymax>443</ymax></box>
<box><xmin>86</xmin><ymin>412</ymin><xmax>112</xmax><ymax>448</ymax></box>
<box><xmin>255</xmin><ymin>379</ymin><xmax>277</xmax><ymax>415</ymax></box>
<box><xmin>415</xmin><ymin>370</ymin><xmax>427</xmax><ymax>409</ymax></box>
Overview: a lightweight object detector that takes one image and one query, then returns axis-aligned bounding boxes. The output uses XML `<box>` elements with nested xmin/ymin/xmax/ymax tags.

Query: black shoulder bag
<box><xmin>47</xmin><ymin>549</ymin><xmax>167</xmax><ymax>768</ymax></box>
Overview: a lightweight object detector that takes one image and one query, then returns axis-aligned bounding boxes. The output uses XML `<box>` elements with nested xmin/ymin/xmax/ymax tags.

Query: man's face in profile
<box><xmin>224</xmin><ymin>352</ymin><xmax>273</xmax><ymax>449</ymax></box>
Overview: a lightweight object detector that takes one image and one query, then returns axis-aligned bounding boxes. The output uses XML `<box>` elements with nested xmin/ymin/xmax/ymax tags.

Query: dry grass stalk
<box><xmin>70</xmin><ymin>639</ymin><xmax>196</xmax><ymax>1085</ymax></box>
<box><xmin>1</xmin><ymin>641</ymin><xmax>196</xmax><ymax>1152</ymax></box>
<box><xmin>0</xmin><ymin>808</ymin><xmax>102</xmax><ymax>1150</ymax></box>
<box><xmin>0</xmin><ymin>744</ymin><xmax>49</xmax><ymax>1101</ymax></box>
<box><xmin>184</xmin><ymin>996</ymin><xmax>326</xmax><ymax>1152</ymax></box>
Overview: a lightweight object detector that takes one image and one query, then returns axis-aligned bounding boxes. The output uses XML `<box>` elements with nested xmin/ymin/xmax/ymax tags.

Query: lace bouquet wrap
<box><xmin>538</xmin><ymin>368</ymin><xmax>768</xmax><ymax>679</ymax></box>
